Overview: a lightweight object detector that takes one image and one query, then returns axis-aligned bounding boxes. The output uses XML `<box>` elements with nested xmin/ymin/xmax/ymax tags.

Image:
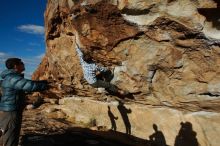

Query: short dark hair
<box><xmin>5</xmin><ymin>58</ymin><xmax>22</xmax><ymax>69</ymax></box>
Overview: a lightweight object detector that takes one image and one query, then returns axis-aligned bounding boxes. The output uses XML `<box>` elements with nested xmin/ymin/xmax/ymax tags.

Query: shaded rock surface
<box><xmin>28</xmin><ymin>0</ymin><xmax>220</xmax><ymax>146</ymax></box>
<box><xmin>21</xmin><ymin>102</ymin><xmax>148</xmax><ymax>146</ymax></box>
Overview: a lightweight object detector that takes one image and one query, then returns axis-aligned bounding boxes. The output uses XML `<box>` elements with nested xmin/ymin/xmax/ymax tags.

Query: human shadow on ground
<box><xmin>174</xmin><ymin>121</ymin><xmax>199</xmax><ymax>146</ymax></box>
<box><xmin>148</xmin><ymin>124</ymin><xmax>168</xmax><ymax>146</ymax></box>
<box><xmin>108</xmin><ymin>106</ymin><xmax>118</xmax><ymax>131</ymax></box>
<box><xmin>117</xmin><ymin>101</ymin><xmax>132</xmax><ymax>135</ymax></box>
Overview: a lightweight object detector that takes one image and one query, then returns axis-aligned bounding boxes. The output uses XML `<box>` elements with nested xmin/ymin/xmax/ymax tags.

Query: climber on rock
<box><xmin>74</xmin><ymin>33</ymin><xmax>128</xmax><ymax>96</ymax></box>
<box><xmin>75</xmin><ymin>43</ymin><xmax>128</xmax><ymax>96</ymax></box>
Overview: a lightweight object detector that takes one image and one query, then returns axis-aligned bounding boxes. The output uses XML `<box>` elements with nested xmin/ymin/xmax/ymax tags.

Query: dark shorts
<box><xmin>91</xmin><ymin>80</ymin><xmax>118</xmax><ymax>93</ymax></box>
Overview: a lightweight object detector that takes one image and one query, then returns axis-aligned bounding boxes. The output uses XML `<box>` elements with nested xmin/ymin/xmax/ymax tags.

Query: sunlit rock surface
<box><xmin>30</xmin><ymin>0</ymin><xmax>220</xmax><ymax>145</ymax></box>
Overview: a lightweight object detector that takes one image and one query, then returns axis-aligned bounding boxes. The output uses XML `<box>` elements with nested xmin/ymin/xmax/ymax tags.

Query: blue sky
<box><xmin>0</xmin><ymin>0</ymin><xmax>47</xmax><ymax>78</ymax></box>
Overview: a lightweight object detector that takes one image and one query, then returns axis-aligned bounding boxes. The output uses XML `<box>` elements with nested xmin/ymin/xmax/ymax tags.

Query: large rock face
<box><xmin>32</xmin><ymin>0</ymin><xmax>220</xmax><ymax>145</ymax></box>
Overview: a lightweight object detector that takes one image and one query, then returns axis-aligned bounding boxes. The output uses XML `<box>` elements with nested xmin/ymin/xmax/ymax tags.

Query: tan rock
<box><xmin>57</xmin><ymin>97</ymin><xmax>220</xmax><ymax>146</ymax></box>
<box><xmin>31</xmin><ymin>0</ymin><xmax>220</xmax><ymax>145</ymax></box>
